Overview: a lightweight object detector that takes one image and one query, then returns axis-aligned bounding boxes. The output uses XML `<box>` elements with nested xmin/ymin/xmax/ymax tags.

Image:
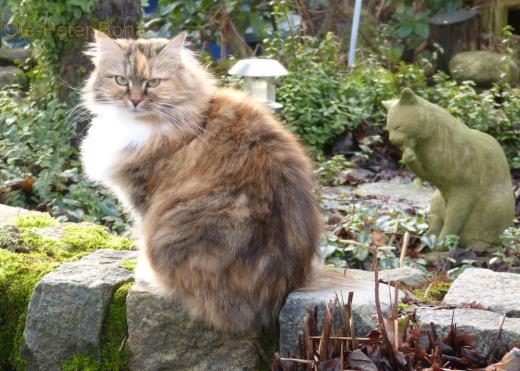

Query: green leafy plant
<box><xmin>314</xmin><ymin>154</ymin><xmax>355</xmax><ymax>186</ymax></box>
<box><xmin>386</xmin><ymin>0</ymin><xmax>459</xmax><ymax>57</ymax></box>
<box><xmin>264</xmin><ymin>31</ymin><xmax>520</xmax><ymax>167</ymax></box>
<box><xmin>0</xmin><ymin>87</ymin><xmax>130</xmax><ymax>232</ymax></box>
<box><xmin>150</xmin><ymin>0</ymin><xmax>274</xmax><ymax>59</ymax></box>
<box><xmin>7</xmin><ymin>0</ymin><xmax>97</xmax><ymax>90</ymax></box>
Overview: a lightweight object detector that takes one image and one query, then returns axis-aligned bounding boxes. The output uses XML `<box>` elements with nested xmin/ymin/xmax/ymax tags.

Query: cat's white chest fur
<box><xmin>80</xmin><ymin>111</ymin><xmax>152</xmax><ymax>185</ymax></box>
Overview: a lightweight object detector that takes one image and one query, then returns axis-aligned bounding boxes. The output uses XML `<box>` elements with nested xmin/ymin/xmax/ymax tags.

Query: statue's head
<box><xmin>383</xmin><ymin>88</ymin><xmax>428</xmax><ymax>148</ymax></box>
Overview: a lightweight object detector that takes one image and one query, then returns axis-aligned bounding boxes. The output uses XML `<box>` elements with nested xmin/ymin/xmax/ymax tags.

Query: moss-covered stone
<box><xmin>121</xmin><ymin>258</ymin><xmax>137</xmax><ymax>272</ymax></box>
<box><xmin>61</xmin><ymin>282</ymin><xmax>133</xmax><ymax>371</ymax></box>
<box><xmin>0</xmin><ymin>214</ymin><xmax>134</xmax><ymax>370</ymax></box>
<box><xmin>99</xmin><ymin>282</ymin><xmax>132</xmax><ymax>369</ymax></box>
<box><xmin>14</xmin><ymin>213</ymin><xmax>58</xmax><ymax>228</ymax></box>
<box><xmin>413</xmin><ymin>281</ymin><xmax>452</xmax><ymax>302</ymax></box>
<box><xmin>383</xmin><ymin>89</ymin><xmax>515</xmax><ymax>251</ymax></box>
<box><xmin>0</xmin><ymin>249</ymin><xmax>57</xmax><ymax>369</ymax></box>
<box><xmin>449</xmin><ymin>50</ymin><xmax>519</xmax><ymax>87</ymax></box>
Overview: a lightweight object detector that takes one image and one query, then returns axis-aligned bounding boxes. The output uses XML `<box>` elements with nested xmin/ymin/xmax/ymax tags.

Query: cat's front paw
<box><xmin>401</xmin><ymin>147</ymin><xmax>417</xmax><ymax>165</ymax></box>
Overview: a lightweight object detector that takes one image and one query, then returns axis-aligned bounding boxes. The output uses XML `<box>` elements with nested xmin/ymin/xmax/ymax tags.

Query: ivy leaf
<box><xmin>396</xmin><ymin>1</ymin><xmax>406</xmax><ymax>14</ymax></box>
<box><xmin>414</xmin><ymin>23</ymin><xmax>429</xmax><ymax>40</ymax></box>
<box><xmin>69</xmin><ymin>0</ymin><xmax>92</xmax><ymax>14</ymax></box>
<box><xmin>248</xmin><ymin>12</ymin><xmax>266</xmax><ymax>39</ymax></box>
<box><xmin>420</xmin><ymin>234</ymin><xmax>437</xmax><ymax>250</ymax></box>
<box><xmin>397</xmin><ymin>25</ymin><xmax>413</xmax><ymax>38</ymax></box>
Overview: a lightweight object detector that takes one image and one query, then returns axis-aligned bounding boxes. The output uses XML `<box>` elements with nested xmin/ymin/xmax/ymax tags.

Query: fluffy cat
<box><xmin>80</xmin><ymin>30</ymin><xmax>322</xmax><ymax>331</ymax></box>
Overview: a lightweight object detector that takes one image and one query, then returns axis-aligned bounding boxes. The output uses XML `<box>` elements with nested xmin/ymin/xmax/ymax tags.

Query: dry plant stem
<box><xmin>426</xmin><ymin>328</ymin><xmax>435</xmax><ymax>348</ymax></box>
<box><xmin>338</xmin><ymin>292</ymin><xmax>350</xmax><ymax>350</ymax></box>
<box><xmin>318</xmin><ymin>300</ymin><xmax>336</xmax><ymax>360</ymax></box>
<box><xmin>373</xmin><ymin>248</ymin><xmax>399</xmax><ymax>370</ymax></box>
<box><xmin>308</xmin><ymin>336</ymin><xmax>380</xmax><ymax>341</ymax></box>
<box><xmin>274</xmin><ymin>352</ymin><xmax>289</xmax><ymax>371</ymax></box>
<box><xmin>340</xmin><ymin>341</ymin><xmax>344</xmax><ymax>370</ymax></box>
<box><xmin>424</xmin><ymin>283</ymin><xmax>433</xmax><ymax>301</ymax></box>
<box><xmin>278</xmin><ymin>358</ymin><xmax>315</xmax><ymax>365</ymax></box>
<box><xmin>399</xmin><ymin>231</ymin><xmax>410</xmax><ymax>268</ymax></box>
<box><xmin>393</xmin><ymin>282</ymin><xmax>399</xmax><ymax>318</ymax></box>
<box><xmin>303</xmin><ymin>316</ymin><xmax>312</xmax><ymax>360</ymax></box>
<box><xmin>486</xmin><ymin>314</ymin><xmax>506</xmax><ymax>361</ymax></box>
<box><xmin>254</xmin><ymin>339</ymin><xmax>271</xmax><ymax>367</ymax></box>
<box><xmin>348</xmin><ymin>291</ymin><xmax>357</xmax><ymax>349</ymax></box>
<box><xmin>394</xmin><ymin>318</ymin><xmax>399</xmax><ymax>350</ymax></box>
<box><xmin>338</xmin><ymin>239</ymin><xmax>368</xmax><ymax>247</ymax></box>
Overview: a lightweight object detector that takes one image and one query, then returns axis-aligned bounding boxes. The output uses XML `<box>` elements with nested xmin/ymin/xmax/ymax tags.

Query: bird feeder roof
<box><xmin>228</xmin><ymin>58</ymin><xmax>288</xmax><ymax>77</ymax></box>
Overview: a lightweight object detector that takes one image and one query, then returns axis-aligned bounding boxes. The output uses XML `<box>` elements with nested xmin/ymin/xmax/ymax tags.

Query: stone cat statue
<box><xmin>383</xmin><ymin>88</ymin><xmax>515</xmax><ymax>251</ymax></box>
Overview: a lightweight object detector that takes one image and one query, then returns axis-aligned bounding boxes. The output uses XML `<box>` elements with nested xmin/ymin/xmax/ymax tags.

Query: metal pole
<box><xmin>348</xmin><ymin>0</ymin><xmax>363</xmax><ymax>70</ymax></box>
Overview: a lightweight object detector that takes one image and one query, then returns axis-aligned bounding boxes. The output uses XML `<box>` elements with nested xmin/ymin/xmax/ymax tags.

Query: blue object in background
<box><xmin>205</xmin><ymin>41</ymin><xmax>231</xmax><ymax>61</ymax></box>
<box><xmin>144</xmin><ymin>0</ymin><xmax>159</xmax><ymax>14</ymax></box>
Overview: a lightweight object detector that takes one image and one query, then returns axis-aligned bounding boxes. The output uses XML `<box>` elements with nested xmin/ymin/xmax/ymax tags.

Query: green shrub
<box><xmin>0</xmin><ymin>88</ymin><xmax>130</xmax><ymax>231</ymax></box>
<box><xmin>266</xmin><ymin>33</ymin><xmax>520</xmax><ymax>168</ymax></box>
<box><xmin>265</xmin><ymin>33</ymin><xmax>430</xmax><ymax>156</ymax></box>
<box><xmin>265</xmin><ymin>33</ymin><xmax>352</xmax><ymax>155</ymax></box>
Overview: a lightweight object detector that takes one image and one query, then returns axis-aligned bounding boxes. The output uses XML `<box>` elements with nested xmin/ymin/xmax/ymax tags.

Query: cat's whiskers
<box><xmin>65</xmin><ymin>103</ymin><xmax>95</xmax><ymax>132</ymax></box>
<box><xmin>150</xmin><ymin>104</ymin><xmax>211</xmax><ymax>146</ymax></box>
<box><xmin>147</xmin><ymin>104</ymin><xmax>190</xmax><ymax>146</ymax></box>
<box><xmin>153</xmin><ymin>102</ymin><xmax>214</xmax><ymax>143</ymax></box>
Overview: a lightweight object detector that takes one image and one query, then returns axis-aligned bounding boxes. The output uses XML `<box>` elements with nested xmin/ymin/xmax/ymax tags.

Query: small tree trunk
<box><xmin>429</xmin><ymin>10</ymin><xmax>481</xmax><ymax>72</ymax></box>
<box><xmin>58</xmin><ymin>0</ymin><xmax>142</xmax><ymax>102</ymax></box>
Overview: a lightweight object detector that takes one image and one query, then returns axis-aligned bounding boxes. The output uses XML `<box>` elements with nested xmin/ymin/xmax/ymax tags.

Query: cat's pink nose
<box><xmin>130</xmin><ymin>98</ymin><xmax>143</xmax><ymax>107</ymax></box>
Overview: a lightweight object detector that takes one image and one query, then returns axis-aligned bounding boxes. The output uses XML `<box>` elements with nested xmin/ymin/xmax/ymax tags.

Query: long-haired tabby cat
<box><xmin>80</xmin><ymin>30</ymin><xmax>322</xmax><ymax>332</ymax></box>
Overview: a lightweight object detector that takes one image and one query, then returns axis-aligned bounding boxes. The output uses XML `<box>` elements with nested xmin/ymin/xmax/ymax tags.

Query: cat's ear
<box><xmin>382</xmin><ymin>99</ymin><xmax>398</xmax><ymax>110</ymax></box>
<box><xmin>158</xmin><ymin>32</ymin><xmax>186</xmax><ymax>60</ymax></box>
<box><xmin>85</xmin><ymin>29</ymin><xmax>121</xmax><ymax>60</ymax></box>
<box><xmin>399</xmin><ymin>88</ymin><xmax>418</xmax><ymax>105</ymax></box>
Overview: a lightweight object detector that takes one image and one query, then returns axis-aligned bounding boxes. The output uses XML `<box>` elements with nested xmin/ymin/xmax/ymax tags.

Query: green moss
<box><xmin>14</xmin><ymin>213</ymin><xmax>59</xmax><ymax>228</ymax></box>
<box><xmin>121</xmin><ymin>259</ymin><xmax>137</xmax><ymax>272</ymax></box>
<box><xmin>19</xmin><ymin>229</ymin><xmax>67</xmax><ymax>257</ymax></box>
<box><xmin>413</xmin><ymin>281</ymin><xmax>451</xmax><ymax>302</ymax></box>
<box><xmin>100</xmin><ymin>282</ymin><xmax>132</xmax><ymax>370</ymax></box>
<box><xmin>0</xmin><ymin>249</ymin><xmax>58</xmax><ymax>369</ymax></box>
<box><xmin>398</xmin><ymin>303</ymin><xmax>414</xmax><ymax>313</ymax></box>
<box><xmin>62</xmin><ymin>353</ymin><xmax>100</xmax><ymax>371</ymax></box>
<box><xmin>0</xmin><ymin>215</ymin><xmax>135</xmax><ymax>370</ymax></box>
<box><xmin>62</xmin><ymin>282</ymin><xmax>133</xmax><ymax>371</ymax></box>
<box><xmin>61</xmin><ymin>225</ymin><xmax>134</xmax><ymax>252</ymax></box>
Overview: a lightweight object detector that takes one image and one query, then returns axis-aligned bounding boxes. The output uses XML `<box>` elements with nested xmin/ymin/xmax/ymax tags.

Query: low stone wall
<box><xmin>18</xmin><ymin>248</ymin><xmax>425</xmax><ymax>370</ymax></box>
<box><xmin>127</xmin><ymin>282</ymin><xmax>260</xmax><ymax>371</ymax></box>
<box><xmin>22</xmin><ymin>249</ymin><xmax>137</xmax><ymax>371</ymax></box>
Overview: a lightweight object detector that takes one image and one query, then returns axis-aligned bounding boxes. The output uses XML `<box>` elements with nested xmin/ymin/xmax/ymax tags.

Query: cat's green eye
<box><xmin>147</xmin><ymin>78</ymin><xmax>161</xmax><ymax>88</ymax></box>
<box><xmin>115</xmin><ymin>76</ymin><xmax>128</xmax><ymax>86</ymax></box>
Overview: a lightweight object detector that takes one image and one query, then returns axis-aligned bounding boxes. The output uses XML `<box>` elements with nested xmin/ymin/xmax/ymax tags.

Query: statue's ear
<box><xmin>382</xmin><ymin>99</ymin><xmax>398</xmax><ymax>111</ymax></box>
<box><xmin>158</xmin><ymin>31</ymin><xmax>186</xmax><ymax>60</ymax></box>
<box><xmin>399</xmin><ymin>88</ymin><xmax>418</xmax><ymax>105</ymax></box>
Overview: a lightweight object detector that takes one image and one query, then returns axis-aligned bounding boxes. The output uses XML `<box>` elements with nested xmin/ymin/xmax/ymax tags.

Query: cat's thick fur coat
<box><xmin>81</xmin><ymin>31</ymin><xmax>321</xmax><ymax>331</ymax></box>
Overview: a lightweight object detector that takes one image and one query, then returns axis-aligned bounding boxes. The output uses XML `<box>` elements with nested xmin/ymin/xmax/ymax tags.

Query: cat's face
<box><xmin>83</xmin><ymin>31</ymin><xmax>212</xmax><ymax>124</ymax></box>
<box><xmin>386</xmin><ymin>111</ymin><xmax>411</xmax><ymax>147</ymax></box>
<box><xmin>383</xmin><ymin>88</ymin><xmax>427</xmax><ymax>148</ymax></box>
